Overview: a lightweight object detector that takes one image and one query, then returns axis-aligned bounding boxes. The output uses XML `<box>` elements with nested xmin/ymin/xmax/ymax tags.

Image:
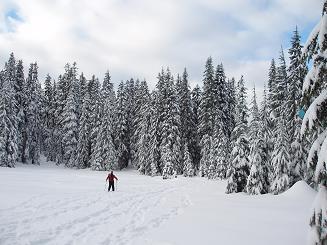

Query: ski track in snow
<box><xmin>0</xmin><ymin>169</ymin><xmax>191</xmax><ymax>245</ymax></box>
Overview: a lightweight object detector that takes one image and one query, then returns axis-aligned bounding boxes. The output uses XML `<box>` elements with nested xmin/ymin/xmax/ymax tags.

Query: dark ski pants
<box><xmin>108</xmin><ymin>181</ymin><xmax>115</xmax><ymax>191</ymax></box>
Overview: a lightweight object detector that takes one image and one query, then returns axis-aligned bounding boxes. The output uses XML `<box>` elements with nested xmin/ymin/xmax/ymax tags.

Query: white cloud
<box><xmin>0</xmin><ymin>0</ymin><xmax>323</xmax><ymax>94</ymax></box>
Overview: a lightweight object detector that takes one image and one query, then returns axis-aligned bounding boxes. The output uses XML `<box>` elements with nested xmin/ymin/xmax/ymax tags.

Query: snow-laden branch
<box><xmin>302</xmin><ymin>19</ymin><xmax>322</xmax><ymax>55</ymax></box>
<box><xmin>316</xmin><ymin>135</ymin><xmax>327</xmax><ymax>181</ymax></box>
<box><xmin>301</xmin><ymin>89</ymin><xmax>327</xmax><ymax>134</ymax></box>
<box><xmin>306</xmin><ymin>128</ymin><xmax>327</xmax><ymax>170</ymax></box>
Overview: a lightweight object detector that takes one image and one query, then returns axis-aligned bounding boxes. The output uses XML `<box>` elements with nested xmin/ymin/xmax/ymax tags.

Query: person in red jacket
<box><xmin>106</xmin><ymin>171</ymin><xmax>118</xmax><ymax>192</ymax></box>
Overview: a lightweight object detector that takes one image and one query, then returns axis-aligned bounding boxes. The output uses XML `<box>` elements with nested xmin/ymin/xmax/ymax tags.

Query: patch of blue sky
<box><xmin>3</xmin><ymin>8</ymin><xmax>23</xmax><ymax>32</ymax></box>
<box><xmin>5</xmin><ymin>8</ymin><xmax>22</xmax><ymax>21</ymax></box>
<box><xmin>250</xmin><ymin>0</ymin><xmax>271</xmax><ymax>10</ymax></box>
<box><xmin>73</xmin><ymin>27</ymin><xmax>90</xmax><ymax>41</ymax></box>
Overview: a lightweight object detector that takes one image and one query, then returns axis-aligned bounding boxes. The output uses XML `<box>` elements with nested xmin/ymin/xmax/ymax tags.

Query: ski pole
<box><xmin>104</xmin><ymin>181</ymin><xmax>107</xmax><ymax>191</ymax></box>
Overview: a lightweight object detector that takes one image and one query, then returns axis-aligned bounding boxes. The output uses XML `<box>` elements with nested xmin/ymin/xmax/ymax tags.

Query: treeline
<box><xmin>0</xmin><ymin>27</ymin><xmax>310</xmax><ymax>191</ymax></box>
<box><xmin>0</xmin><ymin>28</ymin><xmax>320</xmax><ymax>194</ymax></box>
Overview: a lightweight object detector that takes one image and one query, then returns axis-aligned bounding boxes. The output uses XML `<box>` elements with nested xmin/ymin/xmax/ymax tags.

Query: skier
<box><xmin>106</xmin><ymin>171</ymin><xmax>118</xmax><ymax>192</ymax></box>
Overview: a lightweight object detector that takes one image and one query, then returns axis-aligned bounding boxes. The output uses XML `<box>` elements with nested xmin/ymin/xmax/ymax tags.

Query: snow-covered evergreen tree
<box><xmin>249</xmin><ymin>86</ymin><xmax>260</xmax><ymax>141</ymax></box>
<box><xmin>211</xmin><ymin>127</ymin><xmax>228</xmax><ymax>179</ymax></box>
<box><xmin>199</xmin><ymin>59</ymin><xmax>230</xmax><ymax>175</ymax></box>
<box><xmin>301</xmin><ymin>2</ymin><xmax>327</xmax><ymax>243</ymax></box>
<box><xmin>55</xmin><ymin>63</ymin><xmax>81</xmax><ymax>167</ymax></box>
<box><xmin>270</xmin><ymin>117</ymin><xmax>290</xmax><ymax>194</ymax></box>
<box><xmin>157</xmin><ymin>69</ymin><xmax>182</xmax><ymax>177</ymax></box>
<box><xmin>246</xmin><ymin>138</ymin><xmax>266</xmax><ymax>195</ymax></box>
<box><xmin>225</xmin><ymin>167</ymin><xmax>238</xmax><ymax>194</ymax></box>
<box><xmin>199</xmin><ymin>57</ymin><xmax>215</xmax><ymax>138</ymax></box>
<box><xmin>79</xmin><ymin>73</ymin><xmax>87</xmax><ymax>105</ymax></box>
<box><xmin>162</xmin><ymin>145</ymin><xmax>177</xmax><ymax>179</ymax></box>
<box><xmin>75</xmin><ymin>88</ymin><xmax>92</xmax><ymax>169</ymax></box>
<box><xmin>259</xmin><ymin>85</ymin><xmax>272</xmax><ymax>191</ymax></box>
<box><xmin>5</xmin><ymin>53</ymin><xmax>16</xmax><ymax>99</ymax></box>
<box><xmin>115</xmin><ymin>80</ymin><xmax>129</xmax><ymax>169</ymax></box>
<box><xmin>286</xmin><ymin>27</ymin><xmax>308</xmax><ymax>185</ymax></box>
<box><xmin>267</xmin><ymin>58</ymin><xmax>277</xmax><ymax>113</ymax></box>
<box><xmin>53</xmin><ymin>76</ymin><xmax>64</xmax><ymax>164</ymax></box>
<box><xmin>53</xmin><ymin>64</ymin><xmax>78</xmax><ymax>165</ymax></box>
<box><xmin>88</xmin><ymin>75</ymin><xmax>101</xmax><ymax>163</ymax></box>
<box><xmin>132</xmin><ymin>79</ymin><xmax>147</xmax><ymax>169</ymax></box>
<box><xmin>226</xmin><ymin>131</ymin><xmax>250</xmax><ymax>193</ymax></box>
<box><xmin>91</xmin><ymin>71</ymin><xmax>118</xmax><ymax>171</ymax></box>
<box><xmin>0</xmin><ymin>62</ymin><xmax>18</xmax><ymax>167</ymax></box>
<box><xmin>15</xmin><ymin>59</ymin><xmax>26</xmax><ymax>162</ymax></box>
<box><xmin>199</xmin><ymin>134</ymin><xmax>211</xmax><ymax>177</ymax></box>
<box><xmin>43</xmin><ymin>74</ymin><xmax>54</xmax><ymax>161</ymax></box>
<box><xmin>135</xmin><ymin>103</ymin><xmax>151</xmax><ymax>174</ymax></box>
<box><xmin>226</xmin><ymin>76</ymin><xmax>250</xmax><ymax>193</ymax></box>
<box><xmin>49</xmin><ymin>80</ymin><xmax>60</xmax><ymax>163</ymax></box>
<box><xmin>213</xmin><ymin>63</ymin><xmax>228</xmax><ymax>136</ymax></box>
<box><xmin>226</xmin><ymin>78</ymin><xmax>237</xmax><ymax>140</ymax></box>
<box><xmin>271</xmin><ymin>48</ymin><xmax>288</xmax><ymax>120</ymax></box>
<box><xmin>183</xmin><ymin>143</ymin><xmax>195</xmax><ymax>177</ymax></box>
<box><xmin>191</xmin><ymin>85</ymin><xmax>202</xmax><ymax>168</ymax></box>
<box><xmin>160</xmin><ymin>71</ymin><xmax>181</xmax><ymax>179</ymax></box>
<box><xmin>235</xmin><ymin>76</ymin><xmax>249</xmax><ymax>128</ymax></box>
<box><xmin>286</xmin><ymin>26</ymin><xmax>308</xmax><ymax>138</ymax></box>
<box><xmin>207</xmin><ymin>130</ymin><xmax>219</xmax><ymax>180</ymax></box>
<box><xmin>70</xmin><ymin>63</ymin><xmax>82</xmax><ymax>128</ymax></box>
<box><xmin>61</xmin><ymin>84</ymin><xmax>78</xmax><ymax>167</ymax></box>
<box><xmin>148</xmin><ymin>91</ymin><xmax>162</xmax><ymax>176</ymax></box>
<box><xmin>176</xmin><ymin>69</ymin><xmax>195</xmax><ymax>170</ymax></box>
<box><xmin>207</xmin><ymin>163</ymin><xmax>216</xmax><ymax>180</ymax></box>
<box><xmin>25</xmin><ymin>63</ymin><xmax>41</xmax><ymax>165</ymax></box>
<box><xmin>268</xmin><ymin>48</ymin><xmax>291</xmax><ymax>192</ymax></box>
<box><xmin>111</xmin><ymin>78</ymin><xmax>137</xmax><ymax>169</ymax></box>
<box><xmin>134</xmin><ymin>80</ymin><xmax>152</xmax><ymax>174</ymax></box>
<box><xmin>246</xmin><ymin>86</ymin><xmax>267</xmax><ymax>195</ymax></box>
<box><xmin>290</xmin><ymin>128</ymin><xmax>308</xmax><ymax>184</ymax></box>
<box><xmin>126</xmin><ymin>78</ymin><xmax>137</xmax><ymax>166</ymax></box>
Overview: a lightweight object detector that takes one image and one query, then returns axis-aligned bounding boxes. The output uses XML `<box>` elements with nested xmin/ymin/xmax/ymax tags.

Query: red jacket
<box><xmin>106</xmin><ymin>173</ymin><xmax>118</xmax><ymax>182</ymax></box>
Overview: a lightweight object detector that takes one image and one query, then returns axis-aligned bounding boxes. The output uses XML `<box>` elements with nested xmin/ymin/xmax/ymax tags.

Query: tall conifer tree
<box><xmin>25</xmin><ymin>63</ymin><xmax>41</xmax><ymax>165</ymax></box>
<box><xmin>191</xmin><ymin>85</ymin><xmax>202</xmax><ymax>168</ymax></box>
<box><xmin>199</xmin><ymin>57</ymin><xmax>215</xmax><ymax>138</ymax></box>
<box><xmin>0</xmin><ymin>59</ymin><xmax>18</xmax><ymax>167</ymax></box>
<box><xmin>226</xmin><ymin>76</ymin><xmax>250</xmax><ymax>193</ymax></box>
<box><xmin>91</xmin><ymin>71</ymin><xmax>118</xmax><ymax>170</ymax></box>
<box><xmin>302</xmin><ymin>2</ymin><xmax>327</xmax><ymax>243</ymax></box>
<box><xmin>287</xmin><ymin>27</ymin><xmax>308</xmax><ymax>185</ymax></box>
<box><xmin>158</xmin><ymin>69</ymin><xmax>182</xmax><ymax>178</ymax></box>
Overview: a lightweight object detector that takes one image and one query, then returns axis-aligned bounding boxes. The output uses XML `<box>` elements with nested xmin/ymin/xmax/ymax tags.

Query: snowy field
<box><xmin>0</xmin><ymin>159</ymin><xmax>316</xmax><ymax>245</ymax></box>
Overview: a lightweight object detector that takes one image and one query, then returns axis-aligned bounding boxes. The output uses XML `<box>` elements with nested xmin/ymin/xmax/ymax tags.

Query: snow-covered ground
<box><xmin>0</xmin><ymin>158</ymin><xmax>316</xmax><ymax>245</ymax></box>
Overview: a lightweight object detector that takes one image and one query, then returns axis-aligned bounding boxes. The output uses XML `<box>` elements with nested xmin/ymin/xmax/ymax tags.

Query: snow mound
<box><xmin>283</xmin><ymin>181</ymin><xmax>316</xmax><ymax>198</ymax></box>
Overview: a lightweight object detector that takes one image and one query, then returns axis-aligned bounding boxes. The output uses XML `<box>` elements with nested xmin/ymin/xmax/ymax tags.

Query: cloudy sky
<box><xmin>0</xmin><ymin>0</ymin><xmax>323</xmax><ymax>95</ymax></box>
